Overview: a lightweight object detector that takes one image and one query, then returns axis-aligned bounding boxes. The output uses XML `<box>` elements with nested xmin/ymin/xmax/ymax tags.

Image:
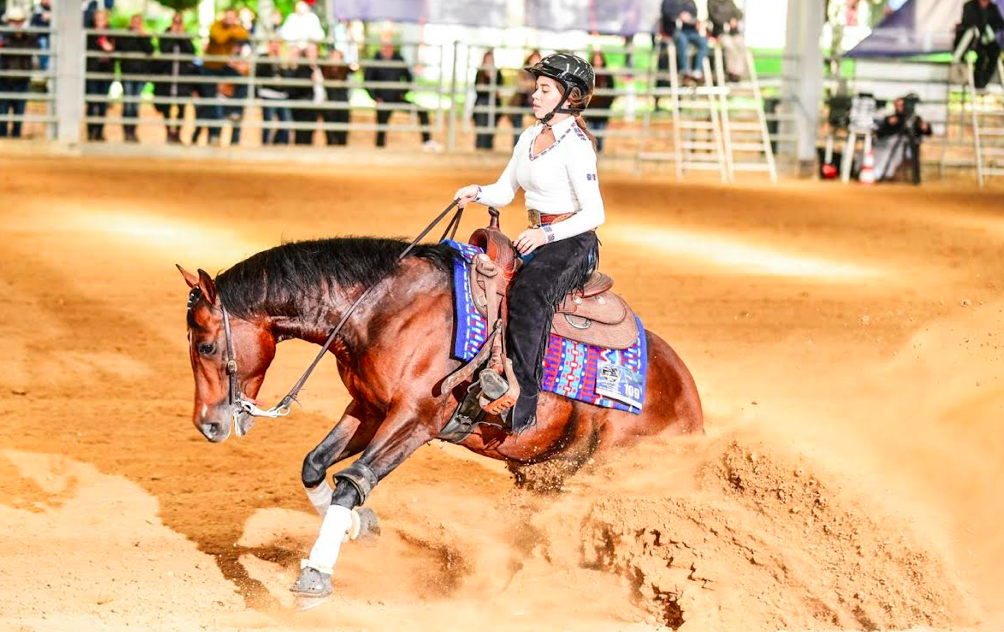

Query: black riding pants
<box><xmin>507</xmin><ymin>230</ymin><xmax>598</xmax><ymax>431</ymax></box>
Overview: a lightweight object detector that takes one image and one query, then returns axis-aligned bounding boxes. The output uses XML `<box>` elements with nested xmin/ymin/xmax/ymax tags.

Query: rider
<box><xmin>454</xmin><ymin>52</ymin><xmax>604</xmax><ymax>433</ymax></box>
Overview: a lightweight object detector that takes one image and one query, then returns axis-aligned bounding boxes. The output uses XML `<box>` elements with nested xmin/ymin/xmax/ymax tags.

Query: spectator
<box><xmin>267</xmin><ymin>8</ymin><xmax>283</xmax><ymax>34</ymax></box>
<box><xmin>219</xmin><ymin>40</ymin><xmax>251</xmax><ymax>145</ymax></box>
<box><xmin>197</xmin><ymin>9</ymin><xmax>248</xmax><ymax>145</ymax></box>
<box><xmin>874</xmin><ymin>95</ymin><xmax>932</xmax><ymax>183</ymax></box>
<box><xmin>472</xmin><ymin>50</ymin><xmax>503</xmax><ymax>150</ymax></box>
<box><xmin>30</xmin><ymin>0</ymin><xmax>50</xmax><ymax>72</ymax></box>
<box><xmin>281</xmin><ymin>1</ymin><xmax>325</xmax><ymax>50</ymax></box>
<box><xmin>117</xmin><ymin>14</ymin><xmax>154</xmax><ymax>143</ymax></box>
<box><xmin>154</xmin><ymin>13</ymin><xmax>195</xmax><ymax>144</ymax></box>
<box><xmin>321</xmin><ymin>48</ymin><xmax>350</xmax><ymax>146</ymax></box>
<box><xmin>364</xmin><ymin>33</ymin><xmax>438</xmax><ymax>150</ymax></box>
<box><xmin>257</xmin><ymin>39</ymin><xmax>291</xmax><ymax>145</ymax></box>
<box><xmin>83</xmin><ymin>0</ymin><xmax>114</xmax><ymax>29</ymax></box>
<box><xmin>662</xmin><ymin>0</ymin><xmax>709</xmax><ymax>82</ymax></box>
<box><xmin>238</xmin><ymin>7</ymin><xmax>256</xmax><ymax>34</ymax></box>
<box><xmin>957</xmin><ymin>0</ymin><xmax>1003</xmax><ymax>89</ymax></box>
<box><xmin>289</xmin><ymin>42</ymin><xmax>321</xmax><ymax>145</ymax></box>
<box><xmin>85</xmin><ymin>9</ymin><xmax>115</xmax><ymax>141</ymax></box>
<box><xmin>332</xmin><ymin>19</ymin><xmax>360</xmax><ymax>71</ymax></box>
<box><xmin>588</xmin><ymin>50</ymin><xmax>614</xmax><ymax>152</ymax></box>
<box><xmin>0</xmin><ymin>6</ymin><xmax>36</xmax><ymax>139</ymax></box>
<box><xmin>508</xmin><ymin>49</ymin><xmax>541</xmax><ymax>147</ymax></box>
<box><xmin>708</xmin><ymin>0</ymin><xmax>746</xmax><ymax>81</ymax></box>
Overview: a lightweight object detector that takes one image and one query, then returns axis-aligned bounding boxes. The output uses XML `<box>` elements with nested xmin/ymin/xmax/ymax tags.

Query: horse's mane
<box><xmin>215</xmin><ymin>237</ymin><xmax>456</xmax><ymax>319</ymax></box>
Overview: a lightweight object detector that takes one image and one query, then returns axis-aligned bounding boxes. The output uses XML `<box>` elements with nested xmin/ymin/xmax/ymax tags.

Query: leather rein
<box><xmin>216</xmin><ymin>199</ymin><xmax>465</xmax><ymax>437</ymax></box>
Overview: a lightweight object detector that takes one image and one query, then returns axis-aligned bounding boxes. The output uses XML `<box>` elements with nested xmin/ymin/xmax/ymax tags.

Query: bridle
<box><xmin>195</xmin><ymin>199</ymin><xmax>465</xmax><ymax>438</ymax></box>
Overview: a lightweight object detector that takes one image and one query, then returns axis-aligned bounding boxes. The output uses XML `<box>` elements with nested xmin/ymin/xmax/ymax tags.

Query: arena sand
<box><xmin>0</xmin><ymin>156</ymin><xmax>1002</xmax><ymax>632</ymax></box>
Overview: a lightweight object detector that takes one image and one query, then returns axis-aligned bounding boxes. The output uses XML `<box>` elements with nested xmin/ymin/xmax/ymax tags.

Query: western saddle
<box><xmin>440</xmin><ymin>209</ymin><xmax>639</xmax><ymax>418</ymax></box>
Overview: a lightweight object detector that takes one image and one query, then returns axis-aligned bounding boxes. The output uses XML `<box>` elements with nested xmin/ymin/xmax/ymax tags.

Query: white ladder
<box><xmin>714</xmin><ymin>45</ymin><xmax>777</xmax><ymax>182</ymax></box>
<box><xmin>968</xmin><ymin>56</ymin><xmax>1004</xmax><ymax>187</ymax></box>
<box><xmin>637</xmin><ymin>39</ymin><xmax>727</xmax><ymax>182</ymax></box>
<box><xmin>671</xmin><ymin>50</ymin><xmax>727</xmax><ymax>181</ymax></box>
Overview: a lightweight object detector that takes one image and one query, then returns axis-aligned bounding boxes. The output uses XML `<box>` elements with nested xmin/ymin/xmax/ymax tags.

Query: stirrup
<box><xmin>479</xmin><ymin>360</ymin><xmax>520</xmax><ymax>417</ymax></box>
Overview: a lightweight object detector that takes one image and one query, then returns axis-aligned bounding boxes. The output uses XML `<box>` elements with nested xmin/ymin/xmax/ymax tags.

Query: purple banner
<box><xmin>525</xmin><ymin>0</ymin><xmax>658</xmax><ymax>36</ymax></box>
<box><xmin>331</xmin><ymin>0</ymin><xmax>508</xmax><ymax>27</ymax></box>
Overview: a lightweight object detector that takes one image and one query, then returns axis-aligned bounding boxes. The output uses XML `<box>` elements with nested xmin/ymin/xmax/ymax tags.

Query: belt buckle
<box><xmin>528</xmin><ymin>209</ymin><xmax>541</xmax><ymax>227</ymax></box>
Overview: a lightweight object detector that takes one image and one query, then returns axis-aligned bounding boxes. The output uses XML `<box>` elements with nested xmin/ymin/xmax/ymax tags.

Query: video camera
<box><xmin>900</xmin><ymin>93</ymin><xmax>920</xmax><ymax>119</ymax></box>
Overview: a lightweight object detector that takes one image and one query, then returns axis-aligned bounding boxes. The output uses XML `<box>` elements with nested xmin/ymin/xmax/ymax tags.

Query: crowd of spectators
<box><xmin>3</xmin><ymin>0</ymin><xmax>747</xmax><ymax>150</ymax></box>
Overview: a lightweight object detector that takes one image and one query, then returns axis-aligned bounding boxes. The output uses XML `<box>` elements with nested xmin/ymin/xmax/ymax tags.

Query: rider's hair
<box><xmin>560</xmin><ymin>84</ymin><xmax>597</xmax><ymax>151</ymax></box>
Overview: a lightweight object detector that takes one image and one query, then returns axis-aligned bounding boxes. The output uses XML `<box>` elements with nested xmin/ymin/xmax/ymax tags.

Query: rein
<box><xmin>218</xmin><ymin>199</ymin><xmax>464</xmax><ymax>436</ymax></box>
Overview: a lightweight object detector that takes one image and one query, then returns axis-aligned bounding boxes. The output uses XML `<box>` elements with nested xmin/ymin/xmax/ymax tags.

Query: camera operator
<box><xmin>874</xmin><ymin>95</ymin><xmax>932</xmax><ymax>184</ymax></box>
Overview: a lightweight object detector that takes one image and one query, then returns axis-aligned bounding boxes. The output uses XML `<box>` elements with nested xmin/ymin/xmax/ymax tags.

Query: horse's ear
<box><xmin>196</xmin><ymin>269</ymin><xmax>219</xmax><ymax>305</ymax></box>
<box><xmin>177</xmin><ymin>264</ymin><xmax>199</xmax><ymax>289</ymax></box>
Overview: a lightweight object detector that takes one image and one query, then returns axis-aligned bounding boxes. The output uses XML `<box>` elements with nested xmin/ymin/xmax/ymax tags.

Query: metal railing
<box><xmin>455</xmin><ymin>38</ymin><xmax>805</xmax><ymax>173</ymax></box>
<box><xmin>2</xmin><ymin>25</ymin><xmax>808</xmax><ymax>173</ymax></box>
<box><xmin>0</xmin><ymin>25</ymin><xmax>57</xmax><ymax>140</ymax></box>
<box><xmin>79</xmin><ymin>30</ymin><xmax>449</xmax><ymax>145</ymax></box>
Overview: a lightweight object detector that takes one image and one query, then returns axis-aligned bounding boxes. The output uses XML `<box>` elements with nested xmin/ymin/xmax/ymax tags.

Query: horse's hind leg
<box><xmin>293</xmin><ymin>400</ymin><xmax>439</xmax><ymax>602</ymax></box>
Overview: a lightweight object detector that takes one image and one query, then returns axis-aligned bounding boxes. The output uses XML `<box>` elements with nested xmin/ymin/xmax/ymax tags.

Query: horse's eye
<box><xmin>198</xmin><ymin>342</ymin><xmax>216</xmax><ymax>356</ymax></box>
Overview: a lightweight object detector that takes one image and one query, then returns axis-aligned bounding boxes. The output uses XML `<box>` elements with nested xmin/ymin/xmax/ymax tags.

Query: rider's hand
<box><xmin>454</xmin><ymin>184</ymin><xmax>480</xmax><ymax>209</ymax></box>
<box><xmin>514</xmin><ymin>228</ymin><xmax>547</xmax><ymax>255</ymax></box>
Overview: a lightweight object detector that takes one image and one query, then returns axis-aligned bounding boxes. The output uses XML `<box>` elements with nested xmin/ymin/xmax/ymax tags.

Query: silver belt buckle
<box><xmin>528</xmin><ymin>209</ymin><xmax>541</xmax><ymax>227</ymax></box>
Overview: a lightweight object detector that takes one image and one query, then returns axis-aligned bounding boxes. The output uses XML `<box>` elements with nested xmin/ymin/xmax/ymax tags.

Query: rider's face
<box><xmin>532</xmin><ymin>76</ymin><xmax>564</xmax><ymax>120</ymax></box>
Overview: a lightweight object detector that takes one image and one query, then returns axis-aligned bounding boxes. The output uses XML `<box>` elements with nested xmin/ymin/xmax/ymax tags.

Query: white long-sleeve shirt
<box><xmin>475</xmin><ymin>116</ymin><xmax>605</xmax><ymax>242</ymax></box>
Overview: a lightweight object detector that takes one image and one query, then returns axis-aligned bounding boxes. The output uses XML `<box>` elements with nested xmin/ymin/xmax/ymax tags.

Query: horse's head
<box><xmin>178</xmin><ymin>265</ymin><xmax>276</xmax><ymax>443</ymax></box>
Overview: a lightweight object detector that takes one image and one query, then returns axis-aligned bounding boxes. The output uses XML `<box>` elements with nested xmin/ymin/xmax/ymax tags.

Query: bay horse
<box><xmin>179</xmin><ymin>234</ymin><xmax>702</xmax><ymax>605</ymax></box>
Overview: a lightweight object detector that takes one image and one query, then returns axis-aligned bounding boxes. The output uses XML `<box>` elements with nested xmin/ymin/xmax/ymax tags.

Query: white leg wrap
<box><xmin>304</xmin><ymin>479</ymin><xmax>334</xmax><ymax>516</ymax></box>
<box><xmin>306</xmin><ymin>505</ymin><xmax>352</xmax><ymax>575</ymax></box>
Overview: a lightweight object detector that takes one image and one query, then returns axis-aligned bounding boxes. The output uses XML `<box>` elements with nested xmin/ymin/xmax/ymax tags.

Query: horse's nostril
<box><xmin>202</xmin><ymin>422</ymin><xmax>222</xmax><ymax>439</ymax></box>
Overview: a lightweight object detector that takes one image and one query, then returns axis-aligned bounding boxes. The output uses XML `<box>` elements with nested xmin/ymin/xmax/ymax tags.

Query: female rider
<box><xmin>454</xmin><ymin>53</ymin><xmax>604</xmax><ymax>433</ymax></box>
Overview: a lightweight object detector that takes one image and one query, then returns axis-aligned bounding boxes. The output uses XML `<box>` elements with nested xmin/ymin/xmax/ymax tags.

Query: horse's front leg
<box><xmin>301</xmin><ymin>401</ymin><xmax>381</xmax><ymax>515</ymax></box>
<box><xmin>290</xmin><ymin>399</ymin><xmax>440</xmax><ymax>605</ymax></box>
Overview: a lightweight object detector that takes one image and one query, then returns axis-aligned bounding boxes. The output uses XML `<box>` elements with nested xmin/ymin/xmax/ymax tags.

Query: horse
<box><xmin>179</xmin><ymin>233</ymin><xmax>703</xmax><ymax>605</ymax></box>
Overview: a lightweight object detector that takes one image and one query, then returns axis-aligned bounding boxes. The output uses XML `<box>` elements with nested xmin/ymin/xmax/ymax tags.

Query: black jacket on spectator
<box><xmin>85</xmin><ymin>32</ymin><xmax>116</xmax><ymax>74</ymax></box>
<box><xmin>961</xmin><ymin>0</ymin><xmax>1004</xmax><ymax>34</ymax></box>
<box><xmin>0</xmin><ymin>30</ymin><xmax>37</xmax><ymax>89</ymax></box>
<box><xmin>474</xmin><ymin>68</ymin><xmax>503</xmax><ymax>105</ymax></box>
<box><xmin>154</xmin><ymin>32</ymin><xmax>196</xmax><ymax>98</ymax></box>
<box><xmin>322</xmin><ymin>62</ymin><xmax>350</xmax><ymax>103</ymax></box>
<box><xmin>708</xmin><ymin>0</ymin><xmax>743</xmax><ymax>36</ymax></box>
<box><xmin>287</xmin><ymin>63</ymin><xmax>315</xmax><ymax>102</ymax></box>
<box><xmin>661</xmin><ymin>0</ymin><xmax>699</xmax><ymax>35</ymax></box>
<box><xmin>363</xmin><ymin>51</ymin><xmax>412</xmax><ymax>103</ymax></box>
<box><xmin>116</xmin><ymin>32</ymin><xmax>155</xmax><ymax>76</ymax></box>
<box><xmin>30</xmin><ymin>2</ymin><xmax>51</xmax><ymax>28</ymax></box>
<box><xmin>256</xmin><ymin>57</ymin><xmax>290</xmax><ymax>99</ymax></box>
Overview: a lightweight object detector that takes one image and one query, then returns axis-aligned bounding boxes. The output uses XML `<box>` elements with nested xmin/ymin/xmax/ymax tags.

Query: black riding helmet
<box><xmin>525</xmin><ymin>53</ymin><xmax>595</xmax><ymax>124</ymax></box>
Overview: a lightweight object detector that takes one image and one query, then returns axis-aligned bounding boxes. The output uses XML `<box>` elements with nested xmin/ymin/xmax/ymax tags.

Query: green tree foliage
<box><xmin>152</xmin><ymin>0</ymin><xmax>201</xmax><ymax>11</ymax></box>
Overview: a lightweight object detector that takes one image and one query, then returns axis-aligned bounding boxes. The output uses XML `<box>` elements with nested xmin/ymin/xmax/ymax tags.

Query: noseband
<box><xmin>219</xmin><ymin>303</ymin><xmax>288</xmax><ymax>437</ymax></box>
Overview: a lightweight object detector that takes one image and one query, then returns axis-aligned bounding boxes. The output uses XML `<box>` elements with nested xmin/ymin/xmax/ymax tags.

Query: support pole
<box><xmin>55</xmin><ymin>0</ymin><xmax>84</xmax><ymax>145</ymax></box>
<box><xmin>783</xmin><ymin>0</ymin><xmax>825</xmax><ymax>174</ymax></box>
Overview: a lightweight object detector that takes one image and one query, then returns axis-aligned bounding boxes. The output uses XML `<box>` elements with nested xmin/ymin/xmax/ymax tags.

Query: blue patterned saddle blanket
<box><xmin>443</xmin><ymin>239</ymin><xmax>647</xmax><ymax>414</ymax></box>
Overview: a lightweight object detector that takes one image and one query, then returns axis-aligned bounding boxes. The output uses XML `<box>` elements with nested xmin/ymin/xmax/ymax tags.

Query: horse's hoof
<box><xmin>290</xmin><ymin>565</ymin><xmax>332</xmax><ymax>599</ymax></box>
<box><xmin>355</xmin><ymin>507</ymin><xmax>381</xmax><ymax>544</ymax></box>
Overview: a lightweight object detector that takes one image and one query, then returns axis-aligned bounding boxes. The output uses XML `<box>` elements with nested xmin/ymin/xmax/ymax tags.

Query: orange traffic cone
<box><xmin>859</xmin><ymin>147</ymin><xmax>876</xmax><ymax>184</ymax></box>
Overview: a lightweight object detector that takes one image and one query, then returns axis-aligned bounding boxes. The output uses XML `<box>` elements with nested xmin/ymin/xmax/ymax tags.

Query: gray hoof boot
<box><xmin>290</xmin><ymin>565</ymin><xmax>332</xmax><ymax>599</ymax></box>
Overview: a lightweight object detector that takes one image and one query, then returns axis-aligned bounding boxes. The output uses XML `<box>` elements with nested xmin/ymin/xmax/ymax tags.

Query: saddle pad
<box><xmin>443</xmin><ymin>239</ymin><xmax>647</xmax><ymax>414</ymax></box>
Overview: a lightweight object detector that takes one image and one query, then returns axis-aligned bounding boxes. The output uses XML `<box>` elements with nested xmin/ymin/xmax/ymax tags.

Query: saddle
<box><xmin>440</xmin><ymin>209</ymin><xmax>639</xmax><ymax>418</ymax></box>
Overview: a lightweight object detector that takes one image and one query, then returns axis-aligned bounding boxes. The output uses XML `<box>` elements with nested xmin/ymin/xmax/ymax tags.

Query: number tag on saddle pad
<box><xmin>595</xmin><ymin>362</ymin><xmax>644</xmax><ymax>409</ymax></box>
